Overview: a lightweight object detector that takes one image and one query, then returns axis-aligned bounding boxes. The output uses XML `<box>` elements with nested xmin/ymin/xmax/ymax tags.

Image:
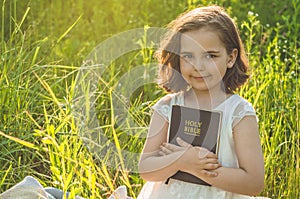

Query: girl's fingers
<box><xmin>203</xmin><ymin>158</ymin><xmax>219</xmax><ymax>164</ymax></box>
<box><xmin>197</xmin><ymin>158</ymin><xmax>220</xmax><ymax>169</ymax></box>
<box><xmin>198</xmin><ymin>149</ymin><xmax>218</xmax><ymax>159</ymax></box>
<box><xmin>162</xmin><ymin>142</ymin><xmax>183</xmax><ymax>152</ymax></box>
<box><xmin>205</xmin><ymin>152</ymin><xmax>218</xmax><ymax>159</ymax></box>
<box><xmin>201</xmin><ymin>170</ymin><xmax>218</xmax><ymax>177</ymax></box>
<box><xmin>160</xmin><ymin>145</ymin><xmax>172</xmax><ymax>154</ymax></box>
<box><xmin>203</xmin><ymin>163</ymin><xmax>220</xmax><ymax>170</ymax></box>
<box><xmin>176</xmin><ymin>137</ymin><xmax>191</xmax><ymax>148</ymax></box>
<box><xmin>198</xmin><ymin>149</ymin><xmax>210</xmax><ymax>158</ymax></box>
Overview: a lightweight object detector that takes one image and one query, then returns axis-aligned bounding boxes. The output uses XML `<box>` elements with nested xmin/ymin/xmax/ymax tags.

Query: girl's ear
<box><xmin>227</xmin><ymin>48</ymin><xmax>238</xmax><ymax>68</ymax></box>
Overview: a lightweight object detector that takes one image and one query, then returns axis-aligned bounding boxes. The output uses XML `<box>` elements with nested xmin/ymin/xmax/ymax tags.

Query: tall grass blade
<box><xmin>0</xmin><ymin>130</ymin><xmax>38</xmax><ymax>150</ymax></box>
<box><xmin>57</xmin><ymin>15</ymin><xmax>82</xmax><ymax>43</ymax></box>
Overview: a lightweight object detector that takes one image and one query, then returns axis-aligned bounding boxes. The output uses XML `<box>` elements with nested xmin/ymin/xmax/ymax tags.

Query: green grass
<box><xmin>0</xmin><ymin>0</ymin><xmax>299</xmax><ymax>198</ymax></box>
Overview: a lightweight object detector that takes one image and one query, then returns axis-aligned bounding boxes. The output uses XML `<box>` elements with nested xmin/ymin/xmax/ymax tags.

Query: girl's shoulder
<box><xmin>230</xmin><ymin>94</ymin><xmax>257</xmax><ymax>127</ymax></box>
<box><xmin>151</xmin><ymin>92</ymin><xmax>184</xmax><ymax>121</ymax></box>
<box><xmin>223</xmin><ymin>94</ymin><xmax>254</xmax><ymax>110</ymax></box>
<box><xmin>154</xmin><ymin>93</ymin><xmax>174</xmax><ymax>105</ymax></box>
<box><xmin>154</xmin><ymin>92</ymin><xmax>184</xmax><ymax>106</ymax></box>
<box><xmin>231</xmin><ymin>94</ymin><xmax>256</xmax><ymax>113</ymax></box>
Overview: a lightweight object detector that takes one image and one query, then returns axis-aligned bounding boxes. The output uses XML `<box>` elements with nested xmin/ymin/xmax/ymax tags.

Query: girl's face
<box><xmin>179</xmin><ymin>27</ymin><xmax>237</xmax><ymax>94</ymax></box>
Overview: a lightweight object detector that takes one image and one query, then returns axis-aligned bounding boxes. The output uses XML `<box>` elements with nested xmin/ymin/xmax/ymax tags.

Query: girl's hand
<box><xmin>159</xmin><ymin>137</ymin><xmax>220</xmax><ymax>177</ymax></box>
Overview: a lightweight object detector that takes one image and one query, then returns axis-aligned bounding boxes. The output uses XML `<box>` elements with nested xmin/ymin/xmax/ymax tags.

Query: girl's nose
<box><xmin>193</xmin><ymin>59</ymin><xmax>205</xmax><ymax>71</ymax></box>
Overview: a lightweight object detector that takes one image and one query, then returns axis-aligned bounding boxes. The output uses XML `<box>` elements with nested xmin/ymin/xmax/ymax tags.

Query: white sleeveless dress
<box><xmin>137</xmin><ymin>92</ymin><xmax>267</xmax><ymax>199</ymax></box>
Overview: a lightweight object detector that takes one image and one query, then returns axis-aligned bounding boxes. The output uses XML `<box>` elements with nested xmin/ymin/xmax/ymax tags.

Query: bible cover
<box><xmin>167</xmin><ymin>105</ymin><xmax>222</xmax><ymax>186</ymax></box>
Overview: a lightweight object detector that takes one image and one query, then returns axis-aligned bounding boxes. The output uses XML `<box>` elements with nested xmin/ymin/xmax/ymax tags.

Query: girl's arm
<box><xmin>138</xmin><ymin>111</ymin><xmax>180</xmax><ymax>181</ymax></box>
<box><xmin>138</xmin><ymin>111</ymin><xmax>219</xmax><ymax>181</ymax></box>
<box><xmin>185</xmin><ymin>116</ymin><xmax>265</xmax><ymax>196</ymax></box>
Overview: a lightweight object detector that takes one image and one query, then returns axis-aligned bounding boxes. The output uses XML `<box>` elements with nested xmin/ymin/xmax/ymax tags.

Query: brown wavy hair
<box><xmin>155</xmin><ymin>5</ymin><xmax>249</xmax><ymax>94</ymax></box>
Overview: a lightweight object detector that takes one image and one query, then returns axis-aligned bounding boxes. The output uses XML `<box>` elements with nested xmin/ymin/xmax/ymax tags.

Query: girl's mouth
<box><xmin>191</xmin><ymin>75</ymin><xmax>209</xmax><ymax>80</ymax></box>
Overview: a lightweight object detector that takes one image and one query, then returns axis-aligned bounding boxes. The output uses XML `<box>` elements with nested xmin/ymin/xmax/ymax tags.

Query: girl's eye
<box><xmin>181</xmin><ymin>54</ymin><xmax>193</xmax><ymax>59</ymax></box>
<box><xmin>205</xmin><ymin>54</ymin><xmax>216</xmax><ymax>59</ymax></box>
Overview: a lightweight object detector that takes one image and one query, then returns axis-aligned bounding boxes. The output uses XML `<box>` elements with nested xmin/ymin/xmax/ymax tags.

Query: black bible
<box><xmin>167</xmin><ymin>105</ymin><xmax>222</xmax><ymax>186</ymax></box>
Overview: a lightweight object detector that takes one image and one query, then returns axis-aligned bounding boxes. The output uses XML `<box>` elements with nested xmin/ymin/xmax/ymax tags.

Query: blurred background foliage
<box><xmin>1</xmin><ymin>0</ymin><xmax>297</xmax><ymax>65</ymax></box>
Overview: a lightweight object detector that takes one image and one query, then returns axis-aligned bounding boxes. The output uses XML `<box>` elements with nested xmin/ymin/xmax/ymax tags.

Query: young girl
<box><xmin>137</xmin><ymin>5</ymin><xmax>266</xmax><ymax>199</ymax></box>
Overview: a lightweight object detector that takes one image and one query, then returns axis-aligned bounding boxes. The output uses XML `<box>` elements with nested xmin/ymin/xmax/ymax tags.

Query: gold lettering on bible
<box><xmin>184</xmin><ymin>120</ymin><xmax>202</xmax><ymax>136</ymax></box>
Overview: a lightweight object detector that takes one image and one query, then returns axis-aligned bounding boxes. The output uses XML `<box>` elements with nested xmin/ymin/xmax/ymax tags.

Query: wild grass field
<box><xmin>0</xmin><ymin>0</ymin><xmax>299</xmax><ymax>198</ymax></box>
